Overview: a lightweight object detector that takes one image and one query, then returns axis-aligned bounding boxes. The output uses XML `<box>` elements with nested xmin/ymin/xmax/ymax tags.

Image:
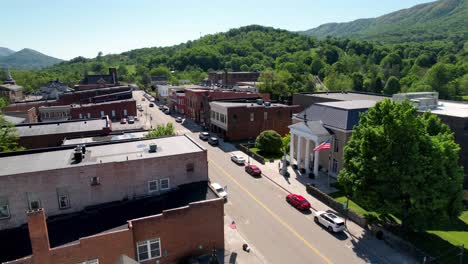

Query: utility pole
<box><xmin>460</xmin><ymin>244</ymin><xmax>464</xmax><ymax>264</ymax></box>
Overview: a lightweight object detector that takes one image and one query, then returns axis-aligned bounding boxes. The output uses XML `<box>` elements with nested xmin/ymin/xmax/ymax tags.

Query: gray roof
<box><xmin>0</xmin><ymin>83</ymin><xmax>23</xmax><ymax>92</ymax></box>
<box><xmin>302</xmin><ymin>92</ymin><xmax>386</xmax><ymax>102</ymax></box>
<box><xmin>210</xmin><ymin>101</ymin><xmax>289</xmax><ymax>108</ymax></box>
<box><xmin>3</xmin><ymin>115</ymin><xmax>25</xmax><ymax>124</ymax></box>
<box><xmin>296</xmin><ymin>101</ymin><xmax>375</xmax><ymax>131</ymax></box>
<box><xmin>289</xmin><ymin>121</ymin><xmax>330</xmax><ymax>137</ymax></box>
<box><xmin>0</xmin><ymin>135</ymin><xmax>204</xmax><ymax>176</ymax></box>
<box><xmin>63</xmin><ymin>132</ymin><xmax>148</xmax><ymax>145</ymax></box>
<box><xmin>15</xmin><ymin>119</ymin><xmax>108</xmax><ymax>137</ymax></box>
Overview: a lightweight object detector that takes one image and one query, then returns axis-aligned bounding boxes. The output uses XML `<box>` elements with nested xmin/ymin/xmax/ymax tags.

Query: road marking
<box><xmin>210</xmin><ymin>158</ymin><xmax>333</xmax><ymax>264</ymax></box>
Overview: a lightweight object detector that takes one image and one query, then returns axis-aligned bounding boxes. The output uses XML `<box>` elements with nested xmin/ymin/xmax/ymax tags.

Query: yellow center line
<box><xmin>209</xmin><ymin>158</ymin><xmax>333</xmax><ymax>264</ymax></box>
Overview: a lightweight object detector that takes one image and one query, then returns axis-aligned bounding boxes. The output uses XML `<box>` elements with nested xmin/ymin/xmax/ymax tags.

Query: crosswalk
<box><xmin>176</xmin><ymin>128</ymin><xmax>191</xmax><ymax>135</ymax></box>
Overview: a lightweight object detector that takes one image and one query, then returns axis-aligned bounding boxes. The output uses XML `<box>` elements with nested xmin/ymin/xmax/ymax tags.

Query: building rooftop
<box><xmin>63</xmin><ymin>132</ymin><xmax>147</xmax><ymax>145</ymax></box>
<box><xmin>428</xmin><ymin>100</ymin><xmax>468</xmax><ymax>118</ymax></box>
<box><xmin>15</xmin><ymin>119</ymin><xmax>109</xmax><ymax>137</ymax></box>
<box><xmin>0</xmin><ymin>135</ymin><xmax>204</xmax><ymax>176</ymax></box>
<box><xmin>300</xmin><ymin>92</ymin><xmax>387</xmax><ymax>102</ymax></box>
<box><xmin>315</xmin><ymin>100</ymin><xmax>378</xmax><ymax>110</ymax></box>
<box><xmin>0</xmin><ymin>83</ymin><xmax>23</xmax><ymax>92</ymax></box>
<box><xmin>3</xmin><ymin>115</ymin><xmax>25</xmax><ymax>125</ymax></box>
<box><xmin>211</xmin><ymin>101</ymin><xmax>290</xmax><ymax>108</ymax></box>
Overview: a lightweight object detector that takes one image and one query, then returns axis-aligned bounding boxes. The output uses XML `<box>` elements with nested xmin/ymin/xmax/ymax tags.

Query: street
<box><xmin>134</xmin><ymin>91</ymin><xmax>417</xmax><ymax>264</ymax></box>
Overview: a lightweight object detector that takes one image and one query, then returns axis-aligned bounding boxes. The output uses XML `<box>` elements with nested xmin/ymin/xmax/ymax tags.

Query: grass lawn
<box><xmin>250</xmin><ymin>147</ymin><xmax>283</xmax><ymax>161</ymax></box>
<box><xmin>329</xmin><ymin>189</ymin><xmax>468</xmax><ymax>262</ymax></box>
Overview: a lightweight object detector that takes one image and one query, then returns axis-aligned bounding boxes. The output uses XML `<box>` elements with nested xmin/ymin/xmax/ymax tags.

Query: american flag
<box><xmin>313</xmin><ymin>139</ymin><xmax>331</xmax><ymax>152</ymax></box>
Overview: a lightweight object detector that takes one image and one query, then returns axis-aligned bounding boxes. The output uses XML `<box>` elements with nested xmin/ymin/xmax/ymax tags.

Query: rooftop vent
<box><xmin>149</xmin><ymin>143</ymin><xmax>157</xmax><ymax>153</ymax></box>
<box><xmin>74</xmin><ymin>147</ymin><xmax>83</xmax><ymax>162</ymax></box>
<box><xmin>264</xmin><ymin>102</ymin><xmax>271</xmax><ymax>107</ymax></box>
<box><xmin>256</xmin><ymin>99</ymin><xmax>263</xmax><ymax>105</ymax></box>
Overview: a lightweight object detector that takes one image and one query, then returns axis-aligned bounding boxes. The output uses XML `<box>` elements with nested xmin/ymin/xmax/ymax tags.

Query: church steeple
<box><xmin>4</xmin><ymin>67</ymin><xmax>16</xmax><ymax>85</ymax></box>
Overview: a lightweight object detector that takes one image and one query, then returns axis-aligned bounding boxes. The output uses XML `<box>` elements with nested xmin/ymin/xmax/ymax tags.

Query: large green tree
<box><xmin>0</xmin><ymin>115</ymin><xmax>24</xmax><ymax>152</ymax></box>
<box><xmin>338</xmin><ymin>99</ymin><xmax>463</xmax><ymax>230</ymax></box>
<box><xmin>145</xmin><ymin>123</ymin><xmax>176</xmax><ymax>138</ymax></box>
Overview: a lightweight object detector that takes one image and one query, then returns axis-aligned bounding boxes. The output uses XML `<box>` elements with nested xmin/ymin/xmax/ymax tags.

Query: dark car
<box><xmin>127</xmin><ymin>116</ymin><xmax>135</xmax><ymax>124</ymax></box>
<box><xmin>199</xmin><ymin>132</ymin><xmax>209</xmax><ymax>141</ymax></box>
<box><xmin>245</xmin><ymin>165</ymin><xmax>261</xmax><ymax>177</ymax></box>
<box><xmin>149</xmin><ymin>103</ymin><xmax>154</xmax><ymax>107</ymax></box>
<box><xmin>208</xmin><ymin>137</ymin><xmax>219</xmax><ymax>146</ymax></box>
<box><xmin>286</xmin><ymin>194</ymin><xmax>311</xmax><ymax>211</ymax></box>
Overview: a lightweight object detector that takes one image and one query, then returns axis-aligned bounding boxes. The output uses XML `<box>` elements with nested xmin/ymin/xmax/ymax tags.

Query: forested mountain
<box><xmin>0</xmin><ymin>48</ymin><xmax>63</xmax><ymax>70</ymax></box>
<box><xmin>0</xmin><ymin>47</ymin><xmax>15</xmax><ymax>57</ymax></box>
<box><xmin>4</xmin><ymin>25</ymin><xmax>467</xmax><ymax>101</ymax></box>
<box><xmin>300</xmin><ymin>0</ymin><xmax>468</xmax><ymax>42</ymax></box>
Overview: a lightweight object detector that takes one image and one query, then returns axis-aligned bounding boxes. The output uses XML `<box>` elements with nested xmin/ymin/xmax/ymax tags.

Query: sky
<box><xmin>1</xmin><ymin>0</ymin><xmax>434</xmax><ymax>60</ymax></box>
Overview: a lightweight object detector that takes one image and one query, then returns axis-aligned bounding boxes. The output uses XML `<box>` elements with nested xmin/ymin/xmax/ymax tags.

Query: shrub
<box><xmin>255</xmin><ymin>130</ymin><xmax>282</xmax><ymax>155</ymax></box>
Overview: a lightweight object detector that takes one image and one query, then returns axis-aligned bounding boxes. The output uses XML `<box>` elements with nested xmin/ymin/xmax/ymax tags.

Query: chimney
<box><xmin>109</xmin><ymin>68</ymin><xmax>118</xmax><ymax>84</ymax></box>
<box><xmin>27</xmin><ymin>209</ymin><xmax>50</xmax><ymax>263</ymax></box>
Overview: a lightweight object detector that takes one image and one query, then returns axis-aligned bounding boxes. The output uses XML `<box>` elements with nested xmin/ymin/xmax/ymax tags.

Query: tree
<box><xmin>338</xmin><ymin>99</ymin><xmax>463</xmax><ymax>230</ymax></box>
<box><xmin>281</xmin><ymin>134</ymin><xmax>291</xmax><ymax>153</ymax></box>
<box><xmin>145</xmin><ymin>123</ymin><xmax>175</xmax><ymax>138</ymax></box>
<box><xmin>0</xmin><ymin>115</ymin><xmax>24</xmax><ymax>152</ymax></box>
<box><xmin>255</xmin><ymin>130</ymin><xmax>283</xmax><ymax>155</ymax></box>
<box><xmin>383</xmin><ymin>76</ymin><xmax>400</xmax><ymax>95</ymax></box>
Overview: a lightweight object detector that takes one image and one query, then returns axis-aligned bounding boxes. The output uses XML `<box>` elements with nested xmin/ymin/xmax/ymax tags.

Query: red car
<box><xmin>245</xmin><ymin>165</ymin><xmax>262</xmax><ymax>177</ymax></box>
<box><xmin>286</xmin><ymin>194</ymin><xmax>311</xmax><ymax>211</ymax></box>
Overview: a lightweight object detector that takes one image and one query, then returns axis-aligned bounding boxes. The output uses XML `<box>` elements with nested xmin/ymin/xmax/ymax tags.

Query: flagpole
<box><xmin>328</xmin><ymin>136</ymin><xmax>334</xmax><ymax>189</ymax></box>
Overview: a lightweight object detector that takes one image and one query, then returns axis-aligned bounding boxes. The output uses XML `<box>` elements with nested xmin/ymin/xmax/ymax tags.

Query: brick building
<box><xmin>0</xmin><ymin>135</ymin><xmax>208</xmax><ymax>230</ymax></box>
<box><xmin>185</xmin><ymin>88</ymin><xmax>270</xmax><ymax>127</ymax></box>
<box><xmin>69</xmin><ymin>99</ymin><xmax>137</xmax><ymax>121</ymax></box>
<box><xmin>208</xmin><ymin>71</ymin><xmax>260</xmax><ymax>87</ymax></box>
<box><xmin>210</xmin><ymin>100</ymin><xmax>301</xmax><ymax>141</ymax></box>
<box><xmin>74</xmin><ymin>68</ymin><xmax>118</xmax><ymax>91</ymax></box>
<box><xmin>15</xmin><ymin>118</ymin><xmax>112</xmax><ymax>149</ymax></box>
<box><xmin>0</xmin><ymin>70</ymin><xmax>24</xmax><ymax>102</ymax></box>
<box><xmin>170</xmin><ymin>90</ymin><xmax>187</xmax><ymax>114</ymax></box>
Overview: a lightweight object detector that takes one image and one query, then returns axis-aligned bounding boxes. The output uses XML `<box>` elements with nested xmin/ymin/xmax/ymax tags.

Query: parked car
<box><xmin>208</xmin><ymin>137</ymin><xmax>219</xmax><ymax>146</ymax></box>
<box><xmin>230</xmin><ymin>154</ymin><xmax>245</xmax><ymax>165</ymax></box>
<box><xmin>149</xmin><ymin>103</ymin><xmax>154</xmax><ymax>107</ymax></box>
<box><xmin>141</xmin><ymin>97</ymin><xmax>145</xmax><ymax>101</ymax></box>
<box><xmin>199</xmin><ymin>132</ymin><xmax>209</xmax><ymax>141</ymax></box>
<box><xmin>286</xmin><ymin>194</ymin><xmax>311</xmax><ymax>211</ymax></box>
<box><xmin>164</xmin><ymin>109</ymin><xmax>170</xmax><ymax>115</ymax></box>
<box><xmin>245</xmin><ymin>165</ymin><xmax>261</xmax><ymax>177</ymax></box>
<box><xmin>314</xmin><ymin>211</ymin><xmax>345</xmax><ymax>233</ymax></box>
<box><xmin>158</xmin><ymin>105</ymin><xmax>164</xmax><ymax>110</ymax></box>
<box><xmin>175</xmin><ymin>117</ymin><xmax>183</xmax><ymax>123</ymax></box>
<box><xmin>127</xmin><ymin>116</ymin><xmax>135</xmax><ymax>124</ymax></box>
<box><xmin>137</xmin><ymin>104</ymin><xmax>142</xmax><ymax>109</ymax></box>
<box><xmin>120</xmin><ymin>118</ymin><xmax>127</xmax><ymax>124</ymax></box>
<box><xmin>210</xmin><ymin>182</ymin><xmax>227</xmax><ymax>201</ymax></box>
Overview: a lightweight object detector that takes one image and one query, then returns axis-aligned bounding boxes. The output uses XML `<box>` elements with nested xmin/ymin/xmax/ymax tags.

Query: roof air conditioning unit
<box><xmin>149</xmin><ymin>143</ymin><xmax>157</xmax><ymax>153</ymax></box>
<box><xmin>74</xmin><ymin>148</ymin><xmax>83</xmax><ymax>162</ymax></box>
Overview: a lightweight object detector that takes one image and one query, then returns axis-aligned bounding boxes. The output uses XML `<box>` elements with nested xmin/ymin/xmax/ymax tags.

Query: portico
<box><xmin>288</xmin><ymin>121</ymin><xmax>331</xmax><ymax>177</ymax></box>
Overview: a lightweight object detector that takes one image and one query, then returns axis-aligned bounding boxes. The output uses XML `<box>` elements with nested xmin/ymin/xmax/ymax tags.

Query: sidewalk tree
<box><xmin>255</xmin><ymin>130</ymin><xmax>282</xmax><ymax>155</ymax></box>
<box><xmin>0</xmin><ymin>115</ymin><xmax>24</xmax><ymax>152</ymax></box>
<box><xmin>281</xmin><ymin>134</ymin><xmax>291</xmax><ymax>153</ymax></box>
<box><xmin>145</xmin><ymin>123</ymin><xmax>175</xmax><ymax>138</ymax></box>
<box><xmin>338</xmin><ymin>99</ymin><xmax>463</xmax><ymax>230</ymax></box>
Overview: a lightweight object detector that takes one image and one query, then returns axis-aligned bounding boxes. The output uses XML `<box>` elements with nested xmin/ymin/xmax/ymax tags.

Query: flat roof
<box><xmin>210</xmin><ymin>101</ymin><xmax>289</xmax><ymax>108</ymax></box>
<box><xmin>302</xmin><ymin>92</ymin><xmax>387</xmax><ymax>102</ymax></box>
<box><xmin>427</xmin><ymin>101</ymin><xmax>468</xmax><ymax>118</ymax></box>
<box><xmin>15</xmin><ymin>119</ymin><xmax>107</xmax><ymax>137</ymax></box>
<box><xmin>63</xmin><ymin>132</ymin><xmax>147</xmax><ymax>145</ymax></box>
<box><xmin>315</xmin><ymin>100</ymin><xmax>378</xmax><ymax>110</ymax></box>
<box><xmin>0</xmin><ymin>135</ymin><xmax>204</xmax><ymax>176</ymax></box>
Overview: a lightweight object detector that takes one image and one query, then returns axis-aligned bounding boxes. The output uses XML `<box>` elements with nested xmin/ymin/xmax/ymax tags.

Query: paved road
<box><xmin>134</xmin><ymin>91</ymin><xmax>408</xmax><ymax>264</ymax></box>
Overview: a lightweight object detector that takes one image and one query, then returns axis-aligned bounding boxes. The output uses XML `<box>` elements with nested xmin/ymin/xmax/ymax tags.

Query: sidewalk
<box><xmin>230</xmin><ymin>150</ymin><xmax>419</xmax><ymax>264</ymax></box>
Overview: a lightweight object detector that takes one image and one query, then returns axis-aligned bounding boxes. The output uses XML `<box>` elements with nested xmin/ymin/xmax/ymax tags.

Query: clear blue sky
<box><xmin>2</xmin><ymin>0</ymin><xmax>434</xmax><ymax>60</ymax></box>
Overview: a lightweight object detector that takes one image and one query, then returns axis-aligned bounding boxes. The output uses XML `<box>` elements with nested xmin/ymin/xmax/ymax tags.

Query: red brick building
<box><xmin>5</xmin><ymin>197</ymin><xmax>223</xmax><ymax>264</ymax></box>
<box><xmin>208</xmin><ymin>71</ymin><xmax>260</xmax><ymax>87</ymax></box>
<box><xmin>74</xmin><ymin>68</ymin><xmax>118</xmax><ymax>91</ymax></box>
<box><xmin>70</xmin><ymin>99</ymin><xmax>137</xmax><ymax>121</ymax></box>
<box><xmin>170</xmin><ymin>90</ymin><xmax>187</xmax><ymax>114</ymax></box>
<box><xmin>209</xmin><ymin>101</ymin><xmax>301</xmax><ymax>141</ymax></box>
<box><xmin>185</xmin><ymin>88</ymin><xmax>270</xmax><ymax>126</ymax></box>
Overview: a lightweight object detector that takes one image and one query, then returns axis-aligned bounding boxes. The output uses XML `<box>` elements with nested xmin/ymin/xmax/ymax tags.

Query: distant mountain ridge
<box><xmin>300</xmin><ymin>0</ymin><xmax>468</xmax><ymax>42</ymax></box>
<box><xmin>0</xmin><ymin>48</ymin><xmax>63</xmax><ymax>70</ymax></box>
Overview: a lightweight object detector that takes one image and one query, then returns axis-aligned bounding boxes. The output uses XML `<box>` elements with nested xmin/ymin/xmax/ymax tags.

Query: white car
<box><xmin>230</xmin><ymin>154</ymin><xmax>246</xmax><ymax>165</ymax></box>
<box><xmin>314</xmin><ymin>211</ymin><xmax>345</xmax><ymax>232</ymax></box>
<box><xmin>210</xmin><ymin>182</ymin><xmax>227</xmax><ymax>200</ymax></box>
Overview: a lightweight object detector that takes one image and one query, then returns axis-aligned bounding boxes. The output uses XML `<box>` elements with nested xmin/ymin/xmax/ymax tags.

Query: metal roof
<box><xmin>15</xmin><ymin>119</ymin><xmax>108</xmax><ymax>137</ymax></box>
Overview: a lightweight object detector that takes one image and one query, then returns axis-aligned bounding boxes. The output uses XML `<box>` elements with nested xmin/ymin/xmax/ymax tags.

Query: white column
<box><xmin>289</xmin><ymin>133</ymin><xmax>295</xmax><ymax>164</ymax></box>
<box><xmin>305</xmin><ymin>139</ymin><xmax>311</xmax><ymax>174</ymax></box>
<box><xmin>297</xmin><ymin>136</ymin><xmax>303</xmax><ymax>168</ymax></box>
<box><xmin>313</xmin><ymin>142</ymin><xmax>320</xmax><ymax>177</ymax></box>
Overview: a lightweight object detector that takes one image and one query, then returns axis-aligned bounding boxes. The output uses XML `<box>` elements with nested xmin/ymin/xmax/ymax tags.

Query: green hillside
<box><xmin>0</xmin><ymin>48</ymin><xmax>63</xmax><ymax>70</ymax></box>
<box><xmin>301</xmin><ymin>0</ymin><xmax>468</xmax><ymax>42</ymax></box>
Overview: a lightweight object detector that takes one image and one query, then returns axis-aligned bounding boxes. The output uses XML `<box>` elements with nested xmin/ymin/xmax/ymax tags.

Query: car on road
<box><xmin>149</xmin><ymin>103</ymin><xmax>154</xmax><ymax>107</ymax></box>
<box><xmin>141</xmin><ymin>98</ymin><xmax>145</xmax><ymax>101</ymax></box>
<box><xmin>286</xmin><ymin>194</ymin><xmax>311</xmax><ymax>211</ymax></box>
<box><xmin>245</xmin><ymin>164</ymin><xmax>261</xmax><ymax>177</ymax></box>
<box><xmin>208</xmin><ymin>137</ymin><xmax>219</xmax><ymax>146</ymax></box>
<box><xmin>210</xmin><ymin>182</ymin><xmax>227</xmax><ymax>201</ymax></box>
<box><xmin>314</xmin><ymin>211</ymin><xmax>345</xmax><ymax>233</ymax></box>
<box><xmin>158</xmin><ymin>105</ymin><xmax>164</xmax><ymax>110</ymax></box>
<box><xmin>199</xmin><ymin>132</ymin><xmax>210</xmax><ymax>141</ymax></box>
<box><xmin>175</xmin><ymin>117</ymin><xmax>183</xmax><ymax>123</ymax></box>
<box><xmin>230</xmin><ymin>154</ymin><xmax>245</xmax><ymax>165</ymax></box>
<box><xmin>120</xmin><ymin>118</ymin><xmax>127</xmax><ymax>124</ymax></box>
<box><xmin>127</xmin><ymin>116</ymin><xmax>135</xmax><ymax>124</ymax></box>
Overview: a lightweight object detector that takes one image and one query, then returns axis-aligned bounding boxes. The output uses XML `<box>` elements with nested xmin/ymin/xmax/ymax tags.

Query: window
<box><xmin>90</xmin><ymin>176</ymin><xmax>100</xmax><ymax>186</ymax></box>
<box><xmin>77</xmin><ymin>259</ymin><xmax>99</xmax><ymax>264</ymax></box>
<box><xmin>0</xmin><ymin>197</ymin><xmax>10</xmax><ymax>219</ymax></box>
<box><xmin>332</xmin><ymin>159</ymin><xmax>338</xmax><ymax>174</ymax></box>
<box><xmin>264</xmin><ymin>112</ymin><xmax>268</xmax><ymax>120</ymax></box>
<box><xmin>100</xmin><ymin>111</ymin><xmax>105</xmax><ymax>117</ymax></box>
<box><xmin>216</xmin><ymin>112</ymin><xmax>219</xmax><ymax>121</ymax></box>
<box><xmin>87</xmin><ymin>113</ymin><xmax>91</xmax><ymax>118</ymax></box>
<box><xmin>137</xmin><ymin>238</ymin><xmax>161</xmax><ymax>261</ymax></box>
<box><xmin>79</xmin><ymin>113</ymin><xmax>83</xmax><ymax>119</ymax></box>
<box><xmin>250</xmin><ymin>113</ymin><xmax>254</xmax><ymax>122</ymax></box>
<box><xmin>160</xmin><ymin>178</ymin><xmax>170</xmax><ymax>190</ymax></box>
<box><xmin>220</xmin><ymin>114</ymin><xmax>225</xmax><ymax>123</ymax></box>
<box><xmin>58</xmin><ymin>194</ymin><xmax>70</xmax><ymax>209</ymax></box>
<box><xmin>148</xmin><ymin>180</ymin><xmax>158</xmax><ymax>193</ymax></box>
<box><xmin>123</xmin><ymin>109</ymin><xmax>128</xmax><ymax>116</ymax></box>
<box><xmin>334</xmin><ymin>139</ymin><xmax>339</xmax><ymax>153</ymax></box>
<box><xmin>111</xmin><ymin>110</ymin><xmax>116</xmax><ymax>117</ymax></box>
<box><xmin>186</xmin><ymin>163</ymin><xmax>194</xmax><ymax>172</ymax></box>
